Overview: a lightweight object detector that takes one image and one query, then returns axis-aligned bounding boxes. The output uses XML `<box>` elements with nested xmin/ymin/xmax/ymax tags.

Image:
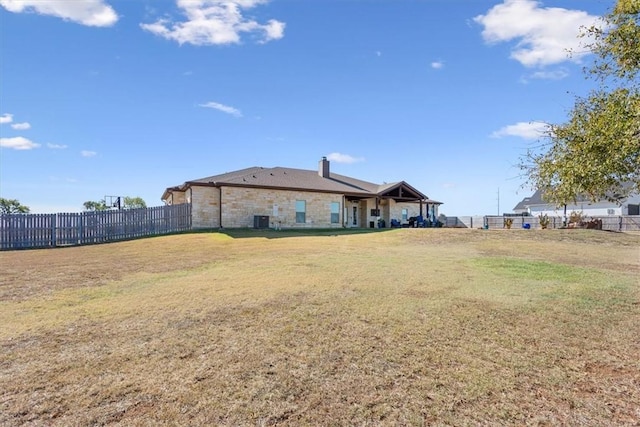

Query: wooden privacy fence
<box><xmin>0</xmin><ymin>204</ymin><xmax>191</xmax><ymax>250</ymax></box>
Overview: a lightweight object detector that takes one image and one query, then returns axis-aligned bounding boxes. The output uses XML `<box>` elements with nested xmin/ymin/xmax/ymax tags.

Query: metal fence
<box><xmin>0</xmin><ymin>204</ymin><xmax>192</xmax><ymax>250</ymax></box>
<box><xmin>444</xmin><ymin>215</ymin><xmax>640</xmax><ymax>232</ymax></box>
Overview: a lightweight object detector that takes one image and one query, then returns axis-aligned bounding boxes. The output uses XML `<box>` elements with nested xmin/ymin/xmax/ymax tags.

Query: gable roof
<box><xmin>513</xmin><ymin>197</ymin><xmax>533</xmax><ymax>211</ymax></box>
<box><xmin>513</xmin><ymin>186</ymin><xmax>636</xmax><ymax>211</ymax></box>
<box><xmin>163</xmin><ymin>165</ymin><xmax>441</xmax><ymax>203</ymax></box>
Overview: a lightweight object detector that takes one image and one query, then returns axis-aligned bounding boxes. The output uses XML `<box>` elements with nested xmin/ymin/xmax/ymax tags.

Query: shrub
<box><xmin>538</xmin><ymin>214</ymin><xmax>551</xmax><ymax>229</ymax></box>
<box><xmin>569</xmin><ymin>211</ymin><xmax>585</xmax><ymax>224</ymax></box>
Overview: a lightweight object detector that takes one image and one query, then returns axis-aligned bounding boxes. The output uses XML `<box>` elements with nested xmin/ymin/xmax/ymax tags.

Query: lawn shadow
<box><xmin>216</xmin><ymin>227</ymin><xmax>397</xmax><ymax>239</ymax></box>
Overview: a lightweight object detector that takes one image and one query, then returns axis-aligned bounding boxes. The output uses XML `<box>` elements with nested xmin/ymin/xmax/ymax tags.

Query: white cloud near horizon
<box><xmin>0</xmin><ymin>113</ymin><xmax>13</xmax><ymax>124</ymax></box>
<box><xmin>0</xmin><ymin>136</ymin><xmax>41</xmax><ymax>150</ymax></box>
<box><xmin>140</xmin><ymin>0</ymin><xmax>285</xmax><ymax>46</ymax></box>
<box><xmin>81</xmin><ymin>150</ymin><xmax>97</xmax><ymax>157</ymax></box>
<box><xmin>491</xmin><ymin>121</ymin><xmax>549</xmax><ymax>140</ymax></box>
<box><xmin>431</xmin><ymin>61</ymin><xmax>444</xmax><ymax>69</ymax></box>
<box><xmin>199</xmin><ymin>101</ymin><xmax>243</xmax><ymax>117</ymax></box>
<box><xmin>0</xmin><ymin>0</ymin><xmax>118</xmax><ymax>27</ymax></box>
<box><xmin>11</xmin><ymin>122</ymin><xmax>31</xmax><ymax>130</ymax></box>
<box><xmin>326</xmin><ymin>152</ymin><xmax>365</xmax><ymax>164</ymax></box>
<box><xmin>474</xmin><ymin>0</ymin><xmax>600</xmax><ymax>68</ymax></box>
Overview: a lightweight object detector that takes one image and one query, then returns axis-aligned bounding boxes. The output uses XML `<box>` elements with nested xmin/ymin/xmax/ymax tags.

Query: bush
<box><xmin>538</xmin><ymin>214</ymin><xmax>550</xmax><ymax>229</ymax></box>
<box><xmin>569</xmin><ymin>211</ymin><xmax>585</xmax><ymax>224</ymax></box>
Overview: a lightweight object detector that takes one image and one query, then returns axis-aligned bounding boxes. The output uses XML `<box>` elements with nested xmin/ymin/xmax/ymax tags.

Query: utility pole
<box><xmin>497</xmin><ymin>187</ymin><xmax>500</xmax><ymax>216</ymax></box>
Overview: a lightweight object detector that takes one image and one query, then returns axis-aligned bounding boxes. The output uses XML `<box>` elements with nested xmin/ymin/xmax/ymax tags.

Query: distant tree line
<box><xmin>83</xmin><ymin>197</ymin><xmax>147</xmax><ymax>211</ymax></box>
<box><xmin>0</xmin><ymin>196</ymin><xmax>148</xmax><ymax>214</ymax></box>
<box><xmin>0</xmin><ymin>198</ymin><xmax>30</xmax><ymax>214</ymax></box>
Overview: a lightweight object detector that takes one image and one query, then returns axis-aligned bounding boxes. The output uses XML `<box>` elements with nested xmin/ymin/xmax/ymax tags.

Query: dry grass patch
<box><xmin>1</xmin><ymin>229</ymin><xmax>639</xmax><ymax>425</ymax></box>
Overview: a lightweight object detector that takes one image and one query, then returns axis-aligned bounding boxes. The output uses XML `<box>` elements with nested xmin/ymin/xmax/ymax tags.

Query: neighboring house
<box><xmin>162</xmin><ymin>157</ymin><xmax>442</xmax><ymax>229</ymax></box>
<box><xmin>513</xmin><ymin>188</ymin><xmax>640</xmax><ymax>217</ymax></box>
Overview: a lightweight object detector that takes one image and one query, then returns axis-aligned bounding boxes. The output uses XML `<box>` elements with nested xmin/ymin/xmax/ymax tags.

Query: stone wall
<box><xmin>184</xmin><ymin>185</ymin><xmax>346</xmax><ymax>229</ymax></box>
<box><xmin>220</xmin><ymin>187</ymin><xmax>344</xmax><ymax>229</ymax></box>
<box><xmin>165</xmin><ymin>190</ymin><xmax>187</xmax><ymax>205</ymax></box>
<box><xmin>168</xmin><ymin>184</ymin><xmax>440</xmax><ymax>229</ymax></box>
<box><xmin>191</xmin><ymin>186</ymin><xmax>221</xmax><ymax>228</ymax></box>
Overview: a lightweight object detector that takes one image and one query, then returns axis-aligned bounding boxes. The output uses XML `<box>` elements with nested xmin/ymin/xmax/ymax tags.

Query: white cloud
<box><xmin>140</xmin><ymin>0</ymin><xmax>285</xmax><ymax>46</ymax></box>
<box><xmin>491</xmin><ymin>121</ymin><xmax>549</xmax><ymax>140</ymax></box>
<box><xmin>81</xmin><ymin>150</ymin><xmax>97</xmax><ymax>157</ymax></box>
<box><xmin>0</xmin><ymin>113</ymin><xmax>13</xmax><ymax>124</ymax></box>
<box><xmin>474</xmin><ymin>0</ymin><xmax>600</xmax><ymax>67</ymax></box>
<box><xmin>431</xmin><ymin>61</ymin><xmax>444</xmax><ymax>69</ymax></box>
<box><xmin>326</xmin><ymin>152</ymin><xmax>365</xmax><ymax>164</ymax></box>
<box><xmin>0</xmin><ymin>136</ymin><xmax>41</xmax><ymax>150</ymax></box>
<box><xmin>0</xmin><ymin>0</ymin><xmax>118</xmax><ymax>27</ymax></box>
<box><xmin>47</xmin><ymin>143</ymin><xmax>68</xmax><ymax>149</ymax></box>
<box><xmin>521</xmin><ymin>68</ymin><xmax>570</xmax><ymax>83</ymax></box>
<box><xmin>11</xmin><ymin>122</ymin><xmax>31</xmax><ymax>130</ymax></box>
<box><xmin>199</xmin><ymin>101</ymin><xmax>242</xmax><ymax>117</ymax></box>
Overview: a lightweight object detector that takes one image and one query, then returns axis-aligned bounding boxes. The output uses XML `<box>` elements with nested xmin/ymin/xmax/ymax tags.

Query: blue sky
<box><xmin>0</xmin><ymin>0</ymin><xmax>611</xmax><ymax>215</ymax></box>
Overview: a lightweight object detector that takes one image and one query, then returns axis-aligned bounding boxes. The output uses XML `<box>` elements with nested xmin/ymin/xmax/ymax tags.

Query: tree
<box><xmin>521</xmin><ymin>1</ymin><xmax>640</xmax><ymax>205</ymax></box>
<box><xmin>83</xmin><ymin>200</ymin><xmax>108</xmax><ymax>211</ymax></box>
<box><xmin>0</xmin><ymin>198</ymin><xmax>30</xmax><ymax>214</ymax></box>
<box><xmin>123</xmin><ymin>196</ymin><xmax>146</xmax><ymax>209</ymax></box>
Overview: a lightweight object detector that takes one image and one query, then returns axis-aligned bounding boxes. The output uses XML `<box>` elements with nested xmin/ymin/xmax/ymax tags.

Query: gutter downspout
<box><xmin>219</xmin><ymin>186</ymin><xmax>223</xmax><ymax>229</ymax></box>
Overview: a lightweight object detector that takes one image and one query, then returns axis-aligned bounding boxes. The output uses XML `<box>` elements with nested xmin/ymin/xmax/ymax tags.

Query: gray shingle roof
<box><xmin>187</xmin><ymin>166</ymin><xmax>383</xmax><ymax>196</ymax></box>
<box><xmin>165</xmin><ymin>164</ymin><xmax>438</xmax><ymax>202</ymax></box>
<box><xmin>513</xmin><ymin>185</ymin><xmax>635</xmax><ymax>211</ymax></box>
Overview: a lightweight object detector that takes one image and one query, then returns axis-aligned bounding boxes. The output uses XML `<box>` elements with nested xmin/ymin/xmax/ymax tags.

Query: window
<box><xmin>370</xmin><ymin>208</ymin><xmax>380</xmax><ymax>216</ymax></box>
<box><xmin>401</xmin><ymin>208</ymin><xmax>408</xmax><ymax>221</ymax></box>
<box><xmin>295</xmin><ymin>200</ymin><xmax>306</xmax><ymax>223</ymax></box>
<box><xmin>607</xmin><ymin>208</ymin><xmax>615</xmax><ymax>215</ymax></box>
<box><xmin>330</xmin><ymin>202</ymin><xmax>340</xmax><ymax>224</ymax></box>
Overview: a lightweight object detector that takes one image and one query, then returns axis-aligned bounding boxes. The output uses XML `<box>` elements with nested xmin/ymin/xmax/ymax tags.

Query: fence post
<box><xmin>51</xmin><ymin>214</ymin><xmax>57</xmax><ymax>247</ymax></box>
<box><xmin>78</xmin><ymin>213</ymin><xmax>83</xmax><ymax>244</ymax></box>
<box><xmin>619</xmin><ymin>216</ymin><xmax>623</xmax><ymax>232</ymax></box>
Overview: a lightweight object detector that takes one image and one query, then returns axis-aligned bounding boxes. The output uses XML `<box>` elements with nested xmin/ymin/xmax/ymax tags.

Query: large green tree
<box><xmin>0</xmin><ymin>198</ymin><xmax>30</xmax><ymax>214</ymax></box>
<box><xmin>123</xmin><ymin>196</ymin><xmax>147</xmax><ymax>209</ymax></box>
<box><xmin>522</xmin><ymin>0</ymin><xmax>640</xmax><ymax>205</ymax></box>
<box><xmin>83</xmin><ymin>200</ymin><xmax>108</xmax><ymax>211</ymax></box>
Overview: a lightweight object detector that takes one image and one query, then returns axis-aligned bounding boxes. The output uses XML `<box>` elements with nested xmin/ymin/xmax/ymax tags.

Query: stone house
<box><xmin>162</xmin><ymin>157</ymin><xmax>442</xmax><ymax>229</ymax></box>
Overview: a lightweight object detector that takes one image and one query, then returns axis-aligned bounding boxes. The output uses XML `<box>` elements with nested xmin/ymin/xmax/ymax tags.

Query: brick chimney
<box><xmin>319</xmin><ymin>156</ymin><xmax>330</xmax><ymax>178</ymax></box>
